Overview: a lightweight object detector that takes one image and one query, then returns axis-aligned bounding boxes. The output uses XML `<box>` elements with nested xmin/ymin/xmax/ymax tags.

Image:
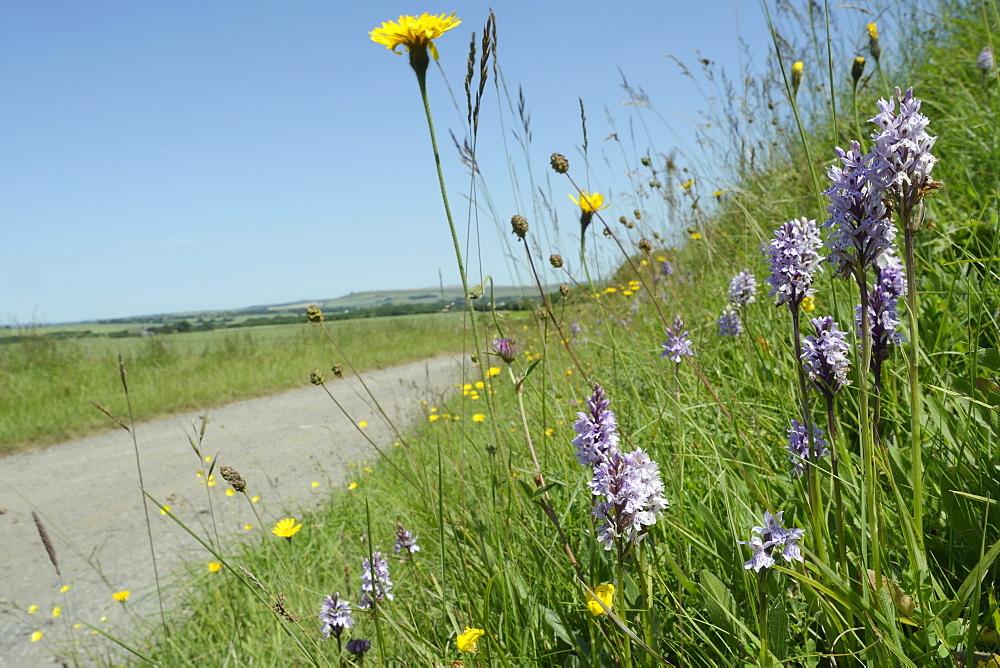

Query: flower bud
<box><xmin>639</xmin><ymin>238</ymin><xmax>652</xmax><ymax>253</ymax></box>
<box><xmin>791</xmin><ymin>61</ymin><xmax>804</xmax><ymax>96</ymax></box>
<box><xmin>851</xmin><ymin>56</ymin><xmax>866</xmax><ymax>86</ymax></box>
<box><xmin>559</xmin><ymin>284</ymin><xmax>570</xmax><ymax>298</ymax></box>
<box><xmin>220</xmin><ymin>465</ymin><xmax>247</xmax><ymax>493</ymax></box>
<box><xmin>510</xmin><ymin>214</ymin><xmax>529</xmax><ymax>240</ymax></box>
<box><xmin>867</xmin><ymin>23</ymin><xmax>881</xmax><ymax>61</ymax></box>
<box><xmin>309</xmin><ymin>370</ymin><xmax>325</xmax><ymax>385</ymax></box>
<box><xmin>550</xmin><ymin>153</ymin><xmax>569</xmax><ymax>174</ymax></box>
<box><xmin>306</xmin><ymin>305</ymin><xmax>324</xmax><ymax>324</ymax></box>
<box><xmin>549</xmin><ymin>254</ymin><xmax>563</xmax><ymax>268</ymax></box>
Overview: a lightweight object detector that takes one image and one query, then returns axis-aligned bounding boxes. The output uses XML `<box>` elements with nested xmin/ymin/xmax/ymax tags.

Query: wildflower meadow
<box><xmin>20</xmin><ymin>0</ymin><xmax>1000</xmax><ymax>665</ymax></box>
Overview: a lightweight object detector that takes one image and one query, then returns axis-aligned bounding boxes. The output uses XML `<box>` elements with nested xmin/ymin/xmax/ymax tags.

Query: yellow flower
<box><xmin>487</xmin><ymin>367</ymin><xmax>501</xmax><ymax>377</ymax></box>
<box><xmin>569</xmin><ymin>190</ymin><xmax>610</xmax><ymax>214</ymax></box>
<box><xmin>27</xmin><ymin>604</ymin><xmax>38</xmax><ymax>614</ymax></box>
<box><xmin>680</xmin><ymin>179</ymin><xmax>695</xmax><ymax>189</ymax></box>
<box><xmin>690</xmin><ymin>232</ymin><xmax>702</xmax><ymax>240</ymax></box>
<box><xmin>113</xmin><ymin>590</ymin><xmax>130</xmax><ymax>603</ymax></box>
<box><xmin>364</xmin><ymin>467</ymin><xmax>373</xmax><ymax>473</ymax></box>
<box><xmin>160</xmin><ymin>505</ymin><xmax>171</xmax><ymax>515</ymax></box>
<box><xmin>586</xmin><ymin>583</ymin><xmax>615</xmax><ymax>616</ymax></box>
<box><xmin>208</xmin><ymin>562</ymin><xmax>222</xmax><ymax>573</ymax></box>
<box><xmin>348</xmin><ymin>481</ymin><xmax>358</xmax><ymax>491</ymax></box>
<box><xmin>272</xmin><ymin>518</ymin><xmax>302</xmax><ymax>538</ymax></box>
<box><xmin>52</xmin><ymin>606</ymin><xmax>62</xmax><ymax>618</ymax></box>
<box><xmin>369</xmin><ymin>12</ymin><xmax>461</xmax><ymax>61</ymax></box>
<box><xmin>474</xmin><ymin>381</ymin><xmax>485</xmax><ymax>390</ymax></box>
<box><xmin>428</xmin><ymin>414</ymin><xmax>439</xmax><ymax>422</ymax></box>
<box><xmin>251</xmin><ymin>495</ymin><xmax>260</xmax><ymax>503</ymax></box>
<box><xmin>204</xmin><ymin>456</ymin><xmax>212</xmax><ymax>463</ymax></box>
<box><xmin>472</xmin><ymin>413</ymin><xmax>486</xmax><ymax>422</ymax></box>
<box><xmin>358</xmin><ymin>421</ymin><xmax>368</xmax><ymax>428</ymax></box>
<box><xmin>564</xmin><ymin>369</ymin><xmax>573</xmax><ymax>377</ymax></box>
<box><xmin>30</xmin><ymin>631</ymin><xmax>43</xmax><ymax>642</ymax></box>
<box><xmin>225</xmin><ymin>488</ymin><xmax>235</xmax><ymax>497</ymax></box>
<box><xmin>867</xmin><ymin>22</ymin><xmax>878</xmax><ymax>39</ymax></box>
<box><xmin>713</xmin><ymin>189</ymin><xmax>724</xmax><ymax>197</ymax></box>
<box><xmin>801</xmin><ymin>295</ymin><xmax>816</xmax><ymax>313</ymax></box>
<box><xmin>243</xmin><ymin>523</ymin><xmax>252</xmax><ymax>530</ymax></box>
<box><xmin>311</xmin><ymin>481</ymin><xmax>320</xmax><ymax>488</ymax></box>
<box><xmin>791</xmin><ymin>61</ymin><xmax>804</xmax><ymax>76</ymax></box>
<box><xmin>60</xmin><ymin>585</ymin><xmax>70</xmax><ymax>593</ymax></box>
<box><xmin>456</xmin><ymin>626</ymin><xmax>485</xmax><ymax>653</ymax></box>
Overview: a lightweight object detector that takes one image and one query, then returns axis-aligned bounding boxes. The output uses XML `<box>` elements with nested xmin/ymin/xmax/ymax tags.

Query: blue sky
<box><xmin>1</xmin><ymin>2</ymin><xmax>802</xmax><ymax>324</ymax></box>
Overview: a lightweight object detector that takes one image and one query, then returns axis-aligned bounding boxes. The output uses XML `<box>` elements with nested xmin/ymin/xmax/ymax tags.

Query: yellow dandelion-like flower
<box><xmin>369</xmin><ymin>12</ymin><xmax>461</xmax><ymax>61</ymax></box>
<box><xmin>243</xmin><ymin>523</ymin><xmax>252</xmax><ymax>530</ymax></box>
<box><xmin>568</xmin><ymin>190</ymin><xmax>610</xmax><ymax>214</ymax></box>
<box><xmin>680</xmin><ymin>179</ymin><xmax>695</xmax><ymax>189</ymax></box>
<box><xmin>564</xmin><ymin>369</ymin><xmax>573</xmax><ymax>377</ymax></box>
<box><xmin>348</xmin><ymin>481</ymin><xmax>358</xmax><ymax>491</ymax></box>
<box><xmin>474</xmin><ymin>381</ymin><xmax>485</xmax><ymax>390</ymax></box>
<box><xmin>204</xmin><ymin>456</ymin><xmax>212</xmax><ymax>463</ymax></box>
<box><xmin>208</xmin><ymin>562</ymin><xmax>222</xmax><ymax>573</ymax></box>
<box><xmin>604</xmin><ymin>287</ymin><xmax>617</xmax><ymax>294</ymax></box>
<box><xmin>251</xmin><ymin>495</ymin><xmax>260</xmax><ymax>503</ymax></box>
<box><xmin>364</xmin><ymin>467</ymin><xmax>373</xmax><ymax>473</ymax></box>
<box><xmin>586</xmin><ymin>583</ymin><xmax>615</xmax><ymax>616</ymax></box>
<box><xmin>867</xmin><ymin>22</ymin><xmax>878</xmax><ymax>39</ymax></box>
<box><xmin>428</xmin><ymin>414</ymin><xmax>439</xmax><ymax>422</ymax></box>
<box><xmin>430</xmin><ymin>407</ymin><xmax>438</xmax><ymax>412</ymax></box>
<box><xmin>225</xmin><ymin>488</ymin><xmax>235</xmax><ymax>497</ymax></box>
<box><xmin>713</xmin><ymin>190</ymin><xmax>724</xmax><ymax>197</ymax></box>
<box><xmin>487</xmin><ymin>367</ymin><xmax>501</xmax><ymax>377</ymax></box>
<box><xmin>60</xmin><ymin>585</ymin><xmax>70</xmax><ymax>593</ymax></box>
<box><xmin>27</xmin><ymin>604</ymin><xmax>38</xmax><ymax>615</ymax></box>
<box><xmin>393</xmin><ymin>441</ymin><xmax>401</xmax><ymax>447</ymax></box>
<box><xmin>159</xmin><ymin>505</ymin><xmax>171</xmax><ymax>515</ymax></box>
<box><xmin>690</xmin><ymin>232</ymin><xmax>702</xmax><ymax>240</ymax></box>
<box><xmin>272</xmin><ymin>518</ymin><xmax>302</xmax><ymax>539</ymax></box>
<box><xmin>112</xmin><ymin>590</ymin><xmax>130</xmax><ymax>603</ymax></box>
<box><xmin>52</xmin><ymin>606</ymin><xmax>62</xmax><ymax>618</ymax></box>
<box><xmin>456</xmin><ymin>626</ymin><xmax>485</xmax><ymax>653</ymax></box>
<box><xmin>311</xmin><ymin>481</ymin><xmax>320</xmax><ymax>488</ymax></box>
<box><xmin>622</xmin><ymin>290</ymin><xmax>633</xmax><ymax>296</ymax></box>
<box><xmin>472</xmin><ymin>413</ymin><xmax>486</xmax><ymax>422</ymax></box>
<box><xmin>30</xmin><ymin>631</ymin><xmax>43</xmax><ymax>642</ymax></box>
<box><xmin>463</xmin><ymin>383</ymin><xmax>473</xmax><ymax>391</ymax></box>
<box><xmin>544</xmin><ymin>428</ymin><xmax>555</xmax><ymax>437</ymax></box>
<box><xmin>801</xmin><ymin>296</ymin><xmax>816</xmax><ymax>313</ymax></box>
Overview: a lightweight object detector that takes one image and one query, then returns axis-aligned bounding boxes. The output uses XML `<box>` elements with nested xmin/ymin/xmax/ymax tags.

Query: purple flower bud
<box><xmin>359</xmin><ymin>552</ymin><xmax>393</xmax><ymax>609</ymax></box>
<box><xmin>661</xmin><ymin>315</ymin><xmax>694</xmax><ymax>363</ymax></box>
<box><xmin>765</xmin><ymin>218</ymin><xmax>824</xmax><ymax>306</ymax></box>
<box><xmin>801</xmin><ymin>316</ymin><xmax>852</xmax><ymax>397</ymax></box>
<box><xmin>492</xmin><ymin>337</ymin><xmax>520</xmax><ymax>364</ymax></box>
<box><xmin>717</xmin><ymin>306</ymin><xmax>743</xmax><ymax>337</ymax></box>
<box><xmin>786</xmin><ymin>420</ymin><xmax>830</xmax><ymax>477</ymax></box>
<box><xmin>727</xmin><ymin>270</ymin><xmax>757</xmax><ymax>308</ymax></box>
<box><xmin>868</xmin><ymin>87</ymin><xmax>938</xmax><ymax>216</ymax></box>
<box><xmin>394</xmin><ymin>522</ymin><xmax>420</xmax><ymax>554</ymax></box>
<box><xmin>978</xmin><ymin>46</ymin><xmax>995</xmax><ymax>72</ymax></box>
<box><xmin>572</xmin><ymin>384</ymin><xmax>620</xmax><ymax>467</ymax></box>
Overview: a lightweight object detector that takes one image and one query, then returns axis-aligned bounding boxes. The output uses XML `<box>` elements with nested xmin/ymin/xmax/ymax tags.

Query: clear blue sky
<box><xmin>2</xmin><ymin>2</ymin><xmax>811</xmax><ymax>324</ymax></box>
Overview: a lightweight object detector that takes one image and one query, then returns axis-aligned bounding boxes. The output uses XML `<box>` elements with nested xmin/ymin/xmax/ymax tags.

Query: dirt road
<box><xmin>0</xmin><ymin>355</ymin><xmax>464</xmax><ymax>666</ymax></box>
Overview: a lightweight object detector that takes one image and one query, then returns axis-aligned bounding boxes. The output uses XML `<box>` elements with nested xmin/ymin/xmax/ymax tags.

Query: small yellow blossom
<box><xmin>30</xmin><ymin>631</ymin><xmax>42</xmax><ymax>642</ymax></box>
<box><xmin>604</xmin><ymin>287</ymin><xmax>617</xmax><ymax>294</ymax></box>
<box><xmin>226</xmin><ymin>489</ymin><xmax>235</xmax><ymax>497</ymax></box>
<box><xmin>713</xmin><ymin>189</ymin><xmax>724</xmax><ymax>197</ymax></box>
<box><xmin>272</xmin><ymin>518</ymin><xmax>302</xmax><ymax>538</ymax></box>
<box><xmin>430</xmin><ymin>407</ymin><xmax>438</xmax><ymax>412</ymax></box>
<box><xmin>160</xmin><ymin>505</ymin><xmax>171</xmax><ymax>515</ymax></box>
<box><xmin>474</xmin><ymin>381</ymin><xmax>485</xmax><ymax>389</ymax></box>
<box><xmin>364</xmin><ymin>467</ymin><xmax>373</xmax><ymax>473</ymax></box>
<box><xmin>564</xmin><ymin>369</ymin><xmax>573</xmax><ymax>377</ymax></box>
<box><xmin>457</xmin><ymin>626</ymin><xmax>485</xmax><ymax>653</ymax></box>
<box><xmin>113</xmin><ymin>590</ymin><xmax>130</xmax><ymax>603</ymax></box>
<box><xmin>801</xmin><ymin>296</ymin><xmax>816</xmax><ymax>313</ymax></box>
<box><xmin>867</xmin><ymin>22</ymin><xmax>878</xmax><ymax>39</ymax></box>
<box><xmin>681</xmin><ymin>179</ymin><xmax>695</xmax><ymax>189</ymax></box>
<box><xmin>463</xmin><ymin>383</ymin><xmax>473</xmax><ymax>391</ymax></box>
<box><xmin>690</xmin><ymin>232</ymin><xmax>702</xmax><ymax>240</ymax></box>
<box><xmin>640</xmin><ymin>260</ymin><xmax>648</xmax><ymax>266</ymax></box>
<box><xmin>369</xmin><ymin>12</ymin><xmax>461</xmax><ymax>61</ymax></box>
<box><xmin>204</xmin><ymin>456</ymin><xmax>212</xmax><ymax>463</ymax></box>
<box><xmin>60</xmin><ymin>585</ymin><xmax>70</xmax><ymax>593</ymax></box>
<box><xmin>52</xmin><ymin>606</ymin><xmax>62</xmax><ymax>618</ymax></box>
<box><xmin>569</xmin><ymin>190</ymin><xmax>610</xmax><ymax>214</ymax></box>
<box><xmin>792</xmin><ymin>61</ymin><xmax>804</xmax><ymax>76</ymax></box>
<box><xmin>27</xmin><ymin>604</ymin><xmax>38</xmax><ymax>615</ymax></box>
<box><xmin>472</xmin><ymin>413</ymin><xmax>486</xmax><ymax>422</ymax></box>
<box><xmin>208</xmin><ymin>562</ymin><xmax>222</xmax><ymax>573</ymax></box>
<box><xmin>544</xmin><ymin>428</ymin><xmax>555</xmax><ymax>437</ymax></box>
<box><xmin>586</xmin><ymin>583</ymin><xmax>615</xmax><ymax>616</ymax></box>
<box><xmin>393</xmin><ymin>441</ymin><xmax>401</xmax><ymax>447</ymax></box>
<box><xmin>251</xmin><ymin>495</ymin><xmax>260</xmax><ymax>503</ymax></box>
<box><xmin>348</xmin><ymin>481</ymin><xmax>358</xmax><ymax>491</ymax></box>
<box><xmin>243</xmin><ymin>523</ymin><xmax>252</xmax><ymax>530</ymax></box>
<box><xmin>428</xmin><ymin>414</ymin><xmax>439</xmax><ymax>422</ymax></box>
<box><xmin>622</xmin><ymin>290</ymin><xmax>633</xmax><ymax>296</ymax></box>
<box><xmin>358</xmin><ymin>421</ymin><xmax>368</xmax><ymax>428</ymax></box>
<box><xmin>311</xmin><ymin>481</ymin><xmax>320</xmax><ymax>488</ymax></box>
<box><xmin>487</xmin><ymin>367</ymin><xmax>501</xmax><ymax>377</ymax></box>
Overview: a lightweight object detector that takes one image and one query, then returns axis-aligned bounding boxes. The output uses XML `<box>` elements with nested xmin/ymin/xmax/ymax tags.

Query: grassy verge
<box><xmin>0</xmin><ymin>313</ymin><xmax>470</xmax><ymax>454</ymax></box>
<box><xmin>28</xmin><ymin>0</ymin><xmax>1000</xmax><ymax>664</ymax></box>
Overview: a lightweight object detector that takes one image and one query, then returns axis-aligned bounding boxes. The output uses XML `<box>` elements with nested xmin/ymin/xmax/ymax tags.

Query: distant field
<box><xmin>0</xmin><ymin>313</ymin><xmax>474</xmax><ymax>455</ymax></box>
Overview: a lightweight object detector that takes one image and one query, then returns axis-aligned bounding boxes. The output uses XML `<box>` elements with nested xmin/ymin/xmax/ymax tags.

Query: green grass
<box><xmin>30</xmin><ymin>0</ymin><xmax>1000</xmax><ymax>665</ymax></box>
<box><xmin>0</xmin><ymin>313</ymin><xmax>470</xmax><ymax>454</ymax></box>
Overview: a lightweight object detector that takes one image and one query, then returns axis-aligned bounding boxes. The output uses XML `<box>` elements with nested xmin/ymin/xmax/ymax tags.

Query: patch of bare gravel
<box><xmin>0</xmin><ymin>355</ymin><xmax>464</xmax><ymax>666</ymax></box>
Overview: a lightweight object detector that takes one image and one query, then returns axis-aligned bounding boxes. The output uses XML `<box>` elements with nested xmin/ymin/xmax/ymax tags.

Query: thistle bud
<box><xmin>791</xmin><ymin>61</ymin><xmax>804</xmax><ymax>97</ymax></box>
<box><xmin>550</xmin><ymin>153</ymin><xmax>569</xmax><ymax>174</ymax></box>
<box><xmin>510</xmin><ymin>214</ymin><xmax>529</xmax><ymax>240</ymax></box>
<box><xmin>549</xmin><ymin>254</ymin><xmax>564</xmax><ymax>268</ymax></box>
<box><xmin>851</xmin><ymin>56</ymin><xmax>866</xmax><ymax>87</ymax></box>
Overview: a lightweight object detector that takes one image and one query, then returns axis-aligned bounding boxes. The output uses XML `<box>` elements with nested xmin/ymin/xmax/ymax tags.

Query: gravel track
<box><xmin>0</xmin><ymin>355</ymin><xmax>464</xmax><ymax>666</ymax></box>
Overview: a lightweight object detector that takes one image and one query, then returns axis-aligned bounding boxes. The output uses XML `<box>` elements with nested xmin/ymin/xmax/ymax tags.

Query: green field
<box><xmin>0</xmin><ymin>313</ymin><xmax>472</xmax><ymax>454</ymax></box>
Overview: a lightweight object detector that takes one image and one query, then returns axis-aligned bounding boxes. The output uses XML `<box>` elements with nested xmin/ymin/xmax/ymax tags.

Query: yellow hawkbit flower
<box><xmin>348</xmin><ymin>481</ymin><xmax>358</xmax><ymax>491</ymax></box>
<box><xmin>208</xmin><ymin>562</ymin><xmax>222</xmax><ymax>573</ymax></box>
<box><xmin>586</xmin><ymin>583</ymin><xmax>615</xmax><ymax>616</ymax></box>
<box><xmin>791</xmin><ymin>61</ymin><xmax>804</xmax><ymax>95</ymax></box>
<box><xmin>225</xmin><ymin>488</ymin><xmax>235</xmax><ymax>497</ymax></box>
<box><xmin>30</xmin><ymin>631</ymin><xmax>43</xmax><ymax>642</ymax></box>
<box><xmin>357</xmin><ymin>421</ymin><xmax>368</xmax><ymax>428</ymax></box>
<box><xmin>160</xmin><ymin>505</ymin><xmax>171</xmax><ymax>515</ymax></box>
<box><xmin>472</xmin><ymin>413</ymin><xmax>486</xmax><ymax>422</ymax></box>
<box><xmin>27</xmin><ymin>604</ymin><xmax>38</xmax><ymax>615</ymax></box>
<box><xmin>52</xmin><ymin>606</ymin><xmax>62</xmax><ymax>618</ymax></box>
<box><xmin>568</xmin><ymin>190</ymin><xmax>610</xmax><ymax>214</ymax></box>
<box><xmin>60</xmin><ymin>585</ymin><xmax>70</xmax><ymax>593</ymax></box>
<box><xmin>680</xmin><ymin>179</ymin><xmax>695</xmax><ymax>189</ymax></box>
<box><xmin>690</xmin><ymin>232</ymin><xmax>703</xmax><ymax>240</ymax></box>
<box><xmin>243</xmin><ymin>523</ymin><xmax>252</xmax><ymax>530</ymax></box>
<box><xmin>369</xmin><ymin>13</ymin><xmax>461</xmax><ymax>61</ymax></box>
<box><xmin>272</xmin><ymin>518</ymin><xmax>302</xmax><ymax>539</ymax></box>
<box><xmin>428</xmin><ymin>414</ymin><xmax>439</xmax><ymax>422</ymax></box>
<box><xmin>867</xmin><ymin>22</ymin><xmax>878</xmax><ymax>39</ymax></box>
<box><xmin>801</xmin><ymin>296</ymin><xmax>816</xmax><ymax>313</ymax></box>
<box><xmin>487</xmin><ymin>367</ymin><xmax>501</xmax><ymax>377</ymax></box>
<box><xmin>311</xmin><ymin>481</ymin><xmax>320</xmax><ymax>488</ymax></box>
<box><xmin>113</xmin><ymin>590</ymin><xmax>130</xmax><ymax>603</ymax></box>
<box><xmin>456</xmin><ymin>626</ymin><xmax>485</xmax><ymax>653</ymax></box>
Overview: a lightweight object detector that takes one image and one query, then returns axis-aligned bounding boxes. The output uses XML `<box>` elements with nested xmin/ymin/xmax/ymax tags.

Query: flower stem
<box><xmin>855</xmin><ymin>269</ymin><xmax>879</xmax><ymax>614</ymax></box>
<box><xmin>903</xmin><ymin>223</ymin><xmax>924</xmax><ymax>551</ymax></box>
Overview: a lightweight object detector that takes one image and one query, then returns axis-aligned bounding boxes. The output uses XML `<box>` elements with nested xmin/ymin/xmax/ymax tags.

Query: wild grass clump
<box><xmin>26</xmin><ymin>0</ymin><xmax>1000</xmax><ymax>665</ymax></box>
